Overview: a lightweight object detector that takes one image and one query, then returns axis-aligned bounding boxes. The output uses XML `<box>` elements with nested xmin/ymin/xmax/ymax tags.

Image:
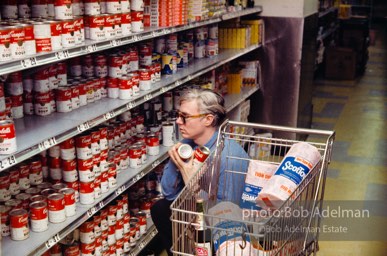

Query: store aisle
<box><xmin>313</xmin><ymin>27</ymin><xmax>387</xmax><ymax>255</ymax></box>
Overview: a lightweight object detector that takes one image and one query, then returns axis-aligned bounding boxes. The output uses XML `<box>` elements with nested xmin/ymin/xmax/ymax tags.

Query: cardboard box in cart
<box><xmin>325</xmin><ymin>47</ymin><xmax>356</xmax><ymax>80</ymax></box>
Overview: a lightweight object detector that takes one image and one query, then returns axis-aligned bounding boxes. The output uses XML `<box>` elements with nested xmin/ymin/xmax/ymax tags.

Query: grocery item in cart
<box><xmin>240</xmin><ymin>160</ymin><xmax>277</xmax><ymax>215</ymax></box>
<box><xmin>257</xmin><ymin>142</ymin><xmax>321</xmax><ymax>210</ymax></box>
<box><xmin>208</xmin><ymin>202</ymin><xmax>255</xmax><ymax>256</ymax></box>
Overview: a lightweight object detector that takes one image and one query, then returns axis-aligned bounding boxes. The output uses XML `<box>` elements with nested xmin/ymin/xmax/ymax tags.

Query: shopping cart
<box><xmin>171</xmin><ymin>120</ymin><xmax>335</xmax><ymax>256</ymax></box>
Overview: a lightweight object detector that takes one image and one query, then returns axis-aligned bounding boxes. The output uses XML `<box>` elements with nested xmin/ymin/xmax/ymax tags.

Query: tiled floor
<box><xmin>313</xmin><ymin>27</ymin><xmax>387</xmax><ymax>256</ymax></box>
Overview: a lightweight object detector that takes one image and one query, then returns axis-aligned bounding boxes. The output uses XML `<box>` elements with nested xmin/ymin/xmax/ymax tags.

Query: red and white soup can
<box><xmin>131</xmin><ymin>11</ymin><xmax>143</xmax><ymax>33</ymax></box>
<box><xmin>59</xmin><ymin>187</ymin><xmax>76</xmax><ymax>217</ymax></box>
<box><xmin>77</xmin><ymin>157</ymin><xmax>95</xmax><ymax>182</ymax></box>
<box><xmin>0</xmin><ymin>171</ymin><xmax>11</xmax><ymax>202</ymax></box>
<box><xmin>60</xmin><ymin>138</ymin><xmax>76</xmax><ymax>160</ymax></box>
<box><xmin>54</xmin><ymin>0</ymin><xmax>74</xmax><ymax>20</ymax></box>
<box><xmin>146</xmin><ymin>133</ymin><xmax>159</xmax><ymax>156</ymax></box>
<box><xmin>29</xmin><ymin>201</ymin><xmax>49</xmax><ymax>232</ymax></box>
<box><xmin>33</xmin><ymin>21</ymin><xmax>52</xmax><ymax>53</ymax></box>
<box><xmin>0</xmin><ymin>26</ymin><xmax>12</xmax><ymax>62</ymax></box>
<box><xmin>80</xmin><ymin>219</ymin><xmax>96</xmax><ymax>244</ymax></box>
<box><xmin>128</xmin><ymin>145</ymin><xmax>142</xmax><ymax>169</ymax></box>
<box><xmin>138</xmin><ymin>68</ymin><xmax>151</xmax><ymax>91</ymax></box>
<box><xmin>84</xmin><ymin>0</ymin><xmax>101</xmax><ymax>15</ymax></box>
<box><xmin>61</xmin><ymin>19</ymin><xmax>76</xmax><ymax>48</ymax></box>
<box><xmin>61</xmin><ymin>159</ymin><xmax>78</xmax><ymax>182</ymax></box>
<box><xmin>76</xmin><ymin>134</ymin><xmax>93</xmax><ymax>160</ymax></box>
<box><xmin>9</xmin><ymin>208</ymin><xmax>29</xmax><ymax>241</ymax></box>
<box><xmin>121</xmin><ymin>12</ymin><xmax>132</xmax><ymax>36</ymax></box>
<box><xmin>0</xmin><ymin>120</ymin><xmax>17</xmax><ymax>155</ymax></box>
<box><xmin>9</xmin><ymin>25</ymin><xmax>26</xmax><ymax>59</ymax></box>
<box><xmin>46</xmin><ymin>20</ymin><xmax>62</xmax><ymax>51</ymax></box>
<box><xmin>47</xmin><ymin>193</ymin><xmax>66</xmax><ymax>223</ymax></box>
<box><xmin>104</xmin><ymin>14</ymin><xmax>116</xmax><ymax>39</ymax></box>
<box><xmin>85</xmin><ymin>14</ymin><xmax>106</xmax><ymax>41</ymax></box>
<box><xmin>106</xmin><ymin>0</ymin><xmax>122</xmax><ymax>14</ymax></box>
<box><xmin>34</xmin><ymin>91</ymin><xmax>52</xmax><ymax>116</ymax></box>
<box><xmin>56</xmin><ymin>86</ymin><xmax>73</xmax><ymax>113</ymax></box>
<box><xmin>79</xmin><ymin>180</ymin><xmax>95</xmax><ymax>205</ymax></box>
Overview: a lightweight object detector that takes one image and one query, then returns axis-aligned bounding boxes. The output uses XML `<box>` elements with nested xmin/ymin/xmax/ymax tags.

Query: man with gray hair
<box><xmin>151</xmin><ymin>88</ymin><xmax>249</xmax><ymax>255</ymax></box>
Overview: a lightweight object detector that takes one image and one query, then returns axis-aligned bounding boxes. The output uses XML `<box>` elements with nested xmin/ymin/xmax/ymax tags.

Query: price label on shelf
<box><xmin>0</xmin><ymin>155</ymin><xmax>17</xmax><ymax>171</ymax></box>
<box><xmin>87</xmin><ymin>206</ymin><xmax>97</xmax><ymax>217</ymax></box>
<box><xmin>143</xmin><ymin>94</ymin><xmax>152</xmax><ymax>102</ymax></box>
<box><xmin>115</xmin><ymin>185</ymin><xmax>126</xmax><ymax>195</ymax></box>
<box><xmin>126</xmin><ymin>102</ymin><xmax>134</xmax><ymax>110</ymax></box>
<box><xmin>86</xmin><ymin>44</ymin><xmax>98</xmax><ymax>53</ymax></box>
<box><xmin>77</xmin><ymin>121</ymin><xmax>91</xmax><ymax>132</ymax></box>
<box><xmin>103</xmin><ymin>111</ymin><xmax>116</xmax><ymax>120</ymax></box>
<box><xmin>152</xmin><ymin>160</ymin><xmax>160</xmax><ymax>168</ymax></box>
<box><xmin>20</xmin><ymin>57</ymin><xmax>37</xmax><ymax>68</ymax></box>
<box><xmin>45</xmin><ymin>233</ymin><xmax>61</xmax><ymax>249</ymax></box>
<box><xmin>138</xmin><ymin>242</ymin><xmax>145</xmax><ymax>249</ymax></box>
<box><xmin>150</xmin><ymin>229</ymin><xmax>157</xmax><ymax>238</ymax></box>
<box><xmin>110</xmin><ymin>39</ymin><xmax>122</xmax><ymax>46</ymax></box>
<box><xmin>38</xmin><ymin>137</ymin><xmax>57</xmax><ymax>151</ymax></box>
<box><xmin>174</xmin><ymin>80</ymin><xmax>181</xmax><ymax>87</ymax></box>
<box><xmin>55</xmin><ymin>50</ymin><xmax>70</xmax><ymax>60</ymax></box>
<box><xmin>142</xmin><ymin>32</ymin><xmax>152</xmax><ymax>39</ymax></box>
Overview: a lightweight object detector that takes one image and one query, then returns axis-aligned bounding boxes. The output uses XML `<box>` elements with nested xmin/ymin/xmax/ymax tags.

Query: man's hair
<box><xmin>179</xmin><ymin>88</ymin><xmax>226</xmax><ymax>127</ymax></box>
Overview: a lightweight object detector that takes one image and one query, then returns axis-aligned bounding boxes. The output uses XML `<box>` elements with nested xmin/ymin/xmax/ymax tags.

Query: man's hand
<box><xmin>168</xmin><ymin>143</ymin><xmax>196</xmax><ymax>184</ymax></box>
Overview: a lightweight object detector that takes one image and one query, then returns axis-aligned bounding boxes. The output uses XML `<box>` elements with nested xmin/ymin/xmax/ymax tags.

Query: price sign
<box><xmin>115</xmin><ymin>185</ymin><xmax>126</xmax><ymax>195</ymax></box>
<box><xmin>110</xmin><ymin>39</ymin><xmax>122</xmax><ymax>47</ymax></box>
<box><xmin>104</xmin><ymin>110</ymin><xmax>116</xmax><ymax>120</ymax></box>
<box><xmin>20</xmin><ymin>57</ymin><xmax>37</xmax><ymax>68</ymax></box>
<box><xmin>55</xmin><ymin>50</ymin><xmax>70</xmax><ymax>60</ymax></box>
<box><xmin>174</xmin><ymin>80</ymin><xmax>181</xmax><ymax>87</ymax></box>
<box><xmin>142</xmin><ymin>32</ymin><xmax>152</xmax><ymax>39</ymax></box>
<box><xmin>45</xmin><ymin>233</ymin><xmax>61</xmax><ymax>249</ymax></box>
<box><xmin>150</xmin><ymin>230</ymin><xmax>157</xmax><ymax>238</ymax></box>
<box><xmin>77</xmin><ymin>121</ymin><xmax>90</xmax><ymax>132</ymax></box>
<box><xmin>138</xmin><ymin>242</ymin><xmax>145</xmax><ymax>249</ymax></box>
<box><xmin>87</xmin><ymin>206</ymin><xmax>97</xmax><ymax>217</ymax></box>
<box><xmin>86</xmin><ymin>44</ymin><xmax>98</xmax><ymax>53</ymax></box>
<box><xmin>0</xmin><ymin>155</ymin><xmax>17</xmax><ymax>171</ymax></box>
<box><xmin>143</xmin><ymin>94</ymin><xmax>152</xmax><ymax>102</ymax></box>
<box><xmin>152</xmin><ymin>160</ymin><xmax>160</xmax><ymax>168</ymax></box>
<box><xmin>126</xmin><ymin>102</ymin><xmax>134</xmax><ymax>110</ymax></box>
<box><xmin>38</xmin><ymin>137</ymin><xmax>57</xmax><ymax>151</ymax></box>
<box><xmin>99</xmin><ymin>201</ymin><xmax>104</xmax><ymax>208</ymax></box>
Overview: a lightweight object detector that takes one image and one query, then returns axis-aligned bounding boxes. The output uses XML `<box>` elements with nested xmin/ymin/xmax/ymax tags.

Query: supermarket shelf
<box><xmin>128</xmin><ymin>225</ymin><xmax>158</xmax><ymax>256</ymax></box>
<box><xmin>224</xmin><ymin>86</ymin><xmax>259</xmax><ymax>112</ymax></box>
<box><xmin>0</xmin><ymin>6</ymin><xmax>262</xmax><ymax>76</ymax></box>
<box><xmin>2</xmin><ymin>147</ymin><xmax>170</xmax><ymax>256</ymax></box>
<box><xmin>0</xmin><ymin>44</ymin><xmax>262</xmax><ymax>172</ymax></box>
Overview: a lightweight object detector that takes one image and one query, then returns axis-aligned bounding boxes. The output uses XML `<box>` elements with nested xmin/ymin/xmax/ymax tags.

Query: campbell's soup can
<box><xmin>138</xmin><ymin>69</ymin><xmax>151</xmax><ymax>91</ymax></box>
<box><xmin>79</xmin><ymin>181</ymin><xmax>95</xmax><ymax>204</ymax></box>
<box><xmin>192</xmin><ymin>146</ymin><xmax>210</xmax><ymax>171</ymax></box>
<box><xmin>8</xmin><ymin>168</ymin><xmax>20</xmax><ymax>195</ymax></box>
<box><xmin>0</xmin><ymin>26</ymin><xmax>12</xmax><ymax>62</ymax></box>
<box><xmin>76</xmin><ymin>134</ymin><xmax>93</xmax><ymax>160</ymax></box>
<box><xmin>130</xmin><ymin>0</ymin><xmax>144</xmax><ymax>11</ymax></box>
<box><xmin>61</xmin><ymin>19</ymin><xmax>76</xmax><ymax>47</ymax></box>
<box><xmin>84</xmin><ymin>0</ymin><xmax>101</xmax><ymax>15</ymax></box>
<box><xmin>106</xmin><ymin>0</ymin><xmax>121</xmax><ymax>13</ymax></box>
<box><xmin>0</xmin><ymin>120</ymin><xmax>17</xmax><ymax>155</ymax></box>
<box><xmin>18</xmin><ymin>163</ymin><xmax>31</xmax><ymax>190</ymax></box>
<box><xmin>128</xmin><ymin>145</ymin><xmax>142</xmax><ymax>169</ymax></box>
<box><xmin>80</xmin><ymin>219</ymin><xmax>96</xmax><ymax>243</ymax></box>
<box><xmin>139</xmin><ymin>44</ymin><xmax>152</xmax><ymax>67</ymax></box>
<box><xmin>34</xmin><ymin>91</ymin><xmax>52</xmax><ymax>116</ymax></box>
<box><xmin>85</xmin><ymin>14</ymin><xmax>106</xmax><ymax>41</ymax></box>
<box><xmin>131</xmin><ymin>11</ymin><xmax>143</xmax><ymax>32</ymax></box>
<box><xmin>54</xmin><ymin>0</ymin><xmax>73</xmax><ymax>20</ymax></box>
<box><xmin>107</xmin><ymin>163</ymin><xmax>117</xmax><ymax>188</ymax></box>
<box><xmin>0</xmin><ymin>205</ymin><xmax>11</xmax><ymax>236</ymax></box>
<box><xmin>29</xmin><ymin>201</ymin><xmax>49</xmax><ymax>232</ymax></box>
<box><xmin>59</xmin><ymin>187</ymin><xmax>76</xmax><ymax>217</ymax></box>
<box><xmin>60</xmin><ymin>138</ymin><xmax>76</xmax><ymax>160</ymax></box>
<box><xmin>146</xmin><ymin>133</ymin><xmax>159</xmax><ymax>156</ymax></box>
<box><xmin>62</xmin><ymin>159</ymin><xmax>78</xmax><ymax>182</ymax></box>
<box><xmin>121</xmin><ymin>12</ymin><xmax>132</xmax><ymax>36</ymax></box>
<box><xmin>31</xmin><ymin>0</ymin><xmax>49</xmax><ymax>18</ymax></box>
<box><xmin>74</xmin><ymin>16</ymin><xmax>84</xmax><ymax>44</ymax></box>
<box><xmin>0</xmin><ymin>171</ymin><xmax>11</xmax><ymax>202</ymax></box>
<box><xmin>108</xmin><ymin>54</ymin><xmax>123</xmax><ymax>78</ymax></box>
<box><xmin>19</xmin><ymin>23</ymin><xmax>36</xmax><ymax>55</ymax></box>
<box><xmin>81</xmin><ymin>241</ymin><xmax>96</xmax><ymax>256</ymax></box>
<box><xmin>56</xmin><ymin>86</ymin><xmax>73</xmax><ymax>113</ymax></box>
<box><xmin>47</xmin><ymin>193</ymin><xmax>66</xmax><ymax>223</ymax></box>
<box><xmin>94</xmin><ymin>54</ymin><xmax>108</xmax><ymax>77</ymax></box>
<box><xmin>33</xmin><ymin>22</ymin><xmax>52</xmax><ymax>53</ymax></box>
<box><xmin>45</xmin><ymin>20</ymin><xmax>62</xmax><ymax>51</ymax></box>
<box><xmin>9</xmin><ymin>208</ymin><xmax>29</xmax><ymax>240</ymax></box>
<box><xmin>9</xmin><ymin>25</ymin><xmax>26</xmax><ymax>59</ymax></box>
<box><xmin>62</xmin><ymin>241</ymin><xmax>81</xmax><ymax>256</ymax></box>
<box><xmin>77</xmin><ymin>157</ymin><xmax>95</xmax><ymax>182</ymax></box>
<box><xmin>104</xmin><ymin>14</ymin><xmax>116</xmax><ymax>39</ymax></box>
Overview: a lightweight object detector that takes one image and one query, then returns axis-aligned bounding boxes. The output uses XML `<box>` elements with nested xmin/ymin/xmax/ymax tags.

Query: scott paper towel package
<box><xmin>240</xmin><ymin>160</ymin><xmax>277</xmax><ymax>216</ymax></box>
<box><xmin>257</xmin><ymin>142</ymin><xmax>321</xmax><ymax>210</ymax></box>
<box><xmin>208</xmin><ymin>202</ymin><xmax>256</xmax><ymax>256</ymax></box>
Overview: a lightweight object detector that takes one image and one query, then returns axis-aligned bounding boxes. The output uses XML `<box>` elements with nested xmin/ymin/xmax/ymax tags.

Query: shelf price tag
<box><xmin>151</xmin><ymin>160</ymin><xmax>160</xmax><ymax>169</ymax></box>
<box><xmin>38</xmin><ymin>137</ymin><xmax>57</xmax><ymax>151</ymax></box>
<box><xmin>99</xmin><ymin>201</ymin><xmax>104</xmax><ymax>209</ymax></box>
<box><xmin>87</xmin><ymin>206</ymin><xmax>97</xmax><ymax>217</ymax></box>
<box><xmin>115</xmin><ymin>185</ymin><xmax>126</xmax><ymax>195</ymax></box>
<box><xmin>77</xmin><ymin>121</ymin><xmax>90</xmax><ymax>132</ymax></box>
<box><xmin>55</xmin><ymin>50</ymin><xmax>70</xmax><ymax>60</ymax></box>
<box><xmin>150</xmin><ymin>229</ymin><xmax>157</xmax><ymax>238</ymax></box>
<box><xmin>126</xmin><ymin>102</ymin><xmax>134</xmax><ymax>110</ymax></box>
<box><xmin>138</xmin><ymin>242</ymin><xmax>145</xmax><ymax>249</ymax></box>
<box><xmin>0</xmin><ymin>155</ymin><xmax>17</xmax><ymax>171</ymax></box>
<box><xmin>103</xmin><ymin>110</ymin><xmax>116</xmax><ymax>120</ymax></box>
<box><xmin>143</xmin><ymin>94</ymin><xmax>152</xmax><ymax>102</ymax></box>
<box><xmin>174</xmin><ymin>80</ymin><xmax>181</xmax><ymax>87</ymax></box>
<box><xmin>110</xmin><ymin>39</ymin><xmax>122</xmax><ymax>47</ymax></box>
<box><xmin>45</xmin><ymin>233</ymin><xmax>61</xmax><ymax>249</ymax></box>
<box><xmin>20</xmin><ymin>57</ymin><xmax>37</xmax><ymax>68</ymax></box>
<box><xmin>86</xmin><ymin>44</ymin><xmax>98</xmax><ymax>53</ymax></box>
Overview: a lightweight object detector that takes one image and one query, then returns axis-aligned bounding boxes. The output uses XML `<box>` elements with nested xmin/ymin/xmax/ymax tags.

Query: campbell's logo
<box><xmin>18</xmin><ymin>215</ymin><xmax>29</xmax><ymax>224</ymax></box>
<box><xmin>133</xmin><ymin>12</ymin><xmax>143</xmax><ymax>19</ymax></box>
<box><xmin>80</xmin><ymin>137</ymin><xmax>91</xmax><ymax>145</ymax></box>
<box><xmin>9</xmin><ymin>30</ymin><xmax>25</xmax><ymax>39</ymax></box>
<box><xmin>93</xmin><ymin>17</ymin><xmax>105</xmax><ymax>25</ymax></box>
<box><xmin>65</xmin><ymin>246</ymin><xmax>79</xmax><ymax>254</ymax></box>
<box><xmin>0</xmin><ymin>127</ymin><xmax>11</xmax><ymax>134</ymax></box>
<box><xmin>35</xmin><ymin>93</ymin><xmax>51</xmax><ymax>102</ymax></box>
<box><xmin>63</xmin><ymin>22</ymin><xmax>74</xmax><ymax>30</ymax></box>
<box><xmin>82</xmin><ymin>222</ymin><xmax>95</xmax><ymax>230</ymax></box>
<box><xmin>106</xmin><ymin>16</ymin><xmax>115</xmax><ymax>24</ymax></box>
<box><xmin>84</xmin><ymin>244</ymin><xmax>95</xmax><ymax>251</ymax></box>
<box><xmin>54</xmin><ymin>24</ymin><xmax>62</xmax><ymax>32</ymax></box>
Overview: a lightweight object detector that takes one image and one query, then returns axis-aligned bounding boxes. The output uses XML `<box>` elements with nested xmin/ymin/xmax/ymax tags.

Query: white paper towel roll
<box><xmin>256</xmin><ymin>142</ymin><xmax>321</xmax><ymax>210</ymax></box>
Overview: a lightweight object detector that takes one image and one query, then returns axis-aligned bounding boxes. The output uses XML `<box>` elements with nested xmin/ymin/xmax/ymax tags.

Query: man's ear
<box><xmin>203</xmin><ymin>114</ymin><xmax>215</xmax><ymax>127</ymax></box>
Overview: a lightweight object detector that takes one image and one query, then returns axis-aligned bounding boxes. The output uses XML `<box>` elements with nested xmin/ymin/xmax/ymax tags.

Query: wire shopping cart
<box><xmin>171</xmin><ymin>120</ymin><xmax>335</xmax><ymax>256</ymax></box>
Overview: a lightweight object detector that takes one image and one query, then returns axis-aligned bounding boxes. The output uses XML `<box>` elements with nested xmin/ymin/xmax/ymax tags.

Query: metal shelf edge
<box><xmin>127</xmin><ymin>225</ymin><xmax>158</xmax><ymax>256</ymax></box>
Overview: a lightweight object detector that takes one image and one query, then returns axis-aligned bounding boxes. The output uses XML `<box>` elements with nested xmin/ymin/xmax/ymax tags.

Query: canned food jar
<box><xmin>47</xmin><ymin>193</ymin><xmax>66</xmax><ymax>223</ymax></box>
<box><xmin>9</xmin><ymin>208</ymin><xmax>29</xmax><ymax>241</ymax></box>
<box><xmin>29</xmin><ymin>201</ymin><xmax>49</xmax><ymax>232</ymax></box>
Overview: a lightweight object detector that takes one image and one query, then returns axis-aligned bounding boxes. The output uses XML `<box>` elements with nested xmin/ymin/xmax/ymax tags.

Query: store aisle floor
<box><xmin>313</xmin><ymin>27</ymin><xmax>387</xmax><ymax>256</ymax></box>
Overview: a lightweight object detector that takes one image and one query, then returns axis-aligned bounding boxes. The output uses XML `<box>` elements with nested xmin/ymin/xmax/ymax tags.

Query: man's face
<box><xmin>176</xmin><ymin>99</ymin><xmax>207</xmax><ymax>140</ymax></box>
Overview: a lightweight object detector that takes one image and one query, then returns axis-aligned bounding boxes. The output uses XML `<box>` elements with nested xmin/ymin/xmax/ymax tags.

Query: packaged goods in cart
<box><xmin>240</xmin><ymin>161</ymin><xmax>277</xmax><ymax>218</ymax></box>
<box><xmin>208</xmin><ymin>201</ymin><xmax>256</xmax><ymax>256</ymax></box>
<box><xmin>257</xmin><ymin>142</ymin><xmax>321</xmax><ymax>210</ymax></box>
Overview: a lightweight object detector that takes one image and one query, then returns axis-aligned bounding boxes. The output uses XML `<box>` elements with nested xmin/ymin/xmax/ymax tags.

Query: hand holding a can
<box><xmin>168</xmin><ymin>143</ymin><xmax>196</xmax><ymax>185</ymax></box>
